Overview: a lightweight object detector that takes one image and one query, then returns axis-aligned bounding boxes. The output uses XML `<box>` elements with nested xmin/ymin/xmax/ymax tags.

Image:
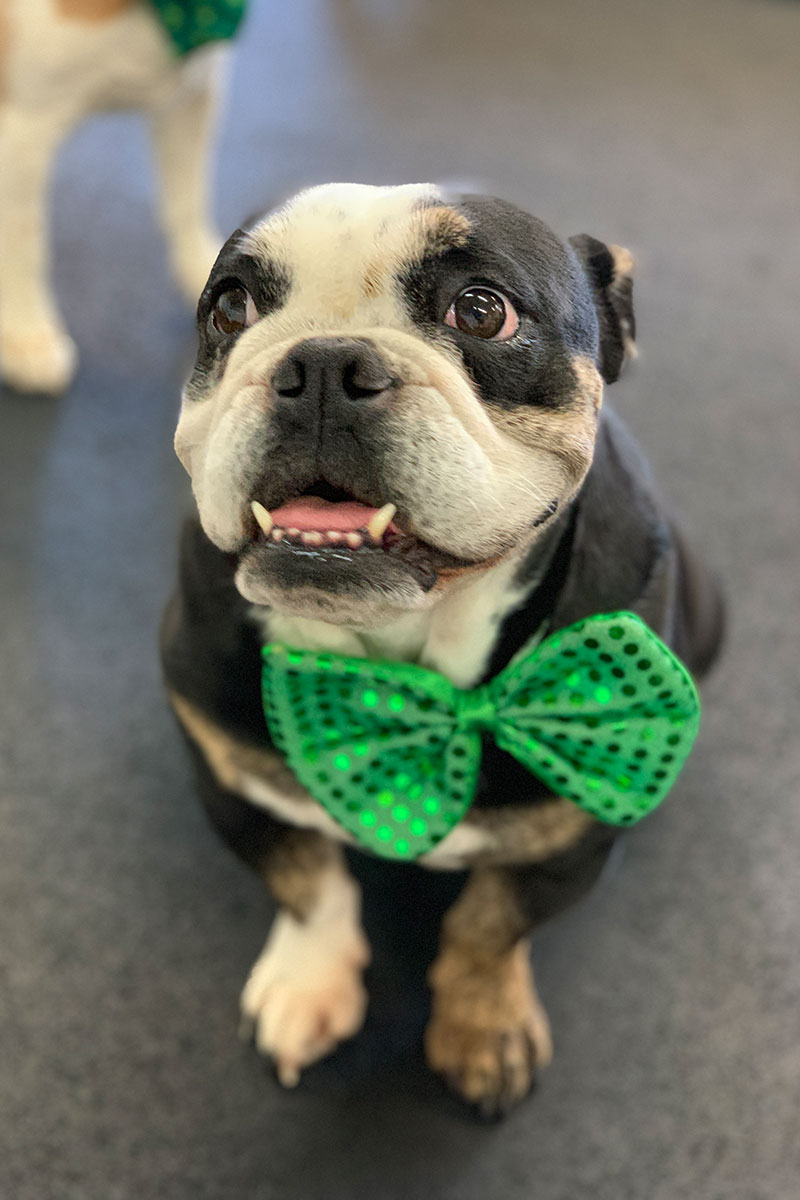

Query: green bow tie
<box><xmin>150</xmin><ymin>0</ymin><xmax>246</xmax><ymax>57</ymax></box>
<box><xmin>261</xmin><ymin>612</ymin><xmax>700</xmax><ymax>862</ymax></box>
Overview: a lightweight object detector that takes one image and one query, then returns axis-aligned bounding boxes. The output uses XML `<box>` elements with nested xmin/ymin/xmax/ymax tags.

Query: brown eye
<box><xmin>211</xmin><ymin>286</ymin><xmax>255</xmax><ymax>336</ymax></box>
<box><xmin>444</xmin><ymin>287</ymin><xmax>519</xmax><ymax>340</ymax></box>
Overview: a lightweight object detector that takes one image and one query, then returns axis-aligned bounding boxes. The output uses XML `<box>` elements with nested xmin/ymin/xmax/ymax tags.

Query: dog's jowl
<box><xmin>161</xmin><ymin>183</ymin><xmax>723</xmax><ymax>1114</ymax></box>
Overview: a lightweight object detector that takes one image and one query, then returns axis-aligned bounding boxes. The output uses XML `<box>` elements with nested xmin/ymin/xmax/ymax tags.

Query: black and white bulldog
<box><xmin>161</xmin><ymin>182</ymin><xmax>723</xmax><ymax>1114</ymax></box>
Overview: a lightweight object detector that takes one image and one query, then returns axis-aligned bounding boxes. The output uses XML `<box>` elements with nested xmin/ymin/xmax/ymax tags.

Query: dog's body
<box><xmin>161</xmin><ymin>183</ymin><xmax>723</xmax><ymax>1113</ymax></box>
<box><xmin>0</xmin><ymin>0</ymin><xmax>230</xmax><ymax>393</ymax></box>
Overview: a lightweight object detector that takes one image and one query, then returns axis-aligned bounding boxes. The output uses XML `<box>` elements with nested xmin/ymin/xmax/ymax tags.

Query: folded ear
<box><xmin>569</xmin><ymin>235</ymin><xmax>636</xmax><ymax>384</ymax></box>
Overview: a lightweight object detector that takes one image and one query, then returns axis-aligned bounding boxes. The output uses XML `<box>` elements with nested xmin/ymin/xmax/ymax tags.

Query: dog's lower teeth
<box><xmin>265</xmin><ymin>527</ymin><xmax>379</xmax><ymax>550</ymax></box>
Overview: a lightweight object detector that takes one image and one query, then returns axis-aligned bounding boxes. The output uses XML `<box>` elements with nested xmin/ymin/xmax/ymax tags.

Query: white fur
<box><xmin>240</xmin><ymin>861</ymin><xmax>370</xmax><ymax>1084</ymax></box>
<box><xmin>0</xmin><ymin>0</ymin><xmax>227</xmax><ymax>392</ymax></box>
<box><xmin>238</xmin><ymin>767</ymin><xmax>360</xmax><ymax>846</ymax></box>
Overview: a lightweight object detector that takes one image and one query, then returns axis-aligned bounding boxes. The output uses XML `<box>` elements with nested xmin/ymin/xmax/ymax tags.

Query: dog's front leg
<box><xmin>425</xmin><ymin>866</ymin><xmax>553</xmax><ymax>1116</ymax></box>
<box><xmin>0</xmin><ymin>105</ymin><xmax>78</xmax><ymax>393</ymax></box>
<box><xmin>241</xmin><ymin>830</ymin><xmax>371</xmax><ymax>1086</ymax></box>
<box><xmin>148</xmin><ymin>49</ymin><xmax>226</xmax><ymax>304</ymax></box>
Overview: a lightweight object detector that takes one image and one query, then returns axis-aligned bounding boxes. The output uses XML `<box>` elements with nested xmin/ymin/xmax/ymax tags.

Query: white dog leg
<box><xmin>241</xmin><ymin>855</ymin><xmax>371</xmax><ymax>1086</ymax></box>
<box><xmin>149</xmin><ymin>47</ymin><xmax>228</xmax><ymax>304</ymax></box>
<box><xmin>0</xmin><ymin>105</ymin><xmax>78</xmax><ymax>394</ymax></box>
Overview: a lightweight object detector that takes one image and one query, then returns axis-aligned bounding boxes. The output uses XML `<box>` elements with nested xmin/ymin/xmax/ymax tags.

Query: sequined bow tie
<box><xmin>261</xmin><ymin>612</ymin><xmax>700</xmax><ymax>862</ymax></box>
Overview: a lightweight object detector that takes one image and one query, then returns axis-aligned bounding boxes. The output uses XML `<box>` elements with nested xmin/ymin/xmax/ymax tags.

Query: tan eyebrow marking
<box><xmin>410</xmin><ymin>204</ymin><xmax>473</xmax><ymax>258</ymax></box>
<box><xmin>363</xmin><ymin>205</ymin><xmax>472</xmax><ymax>298</ymax></box>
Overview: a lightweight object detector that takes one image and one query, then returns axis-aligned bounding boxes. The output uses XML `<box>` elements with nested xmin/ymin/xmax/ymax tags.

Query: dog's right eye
<box><xmin>210</xmin><ymin>286</ymin><xmax>257</xmax><ymax>337</ymax></box>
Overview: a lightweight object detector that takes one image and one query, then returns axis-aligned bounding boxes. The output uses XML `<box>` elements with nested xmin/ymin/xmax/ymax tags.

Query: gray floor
<box><xmin>2</xmin><ymin>0</ymin><xmax>799</xmax><ymax>1196</ymax></box>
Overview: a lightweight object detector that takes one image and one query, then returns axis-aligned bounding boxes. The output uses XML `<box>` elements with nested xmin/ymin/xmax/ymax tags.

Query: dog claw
<box><xmin>276</xmin><ymin>1060</ymin><xmax>301</xmax><ymax>1088</ymax></box>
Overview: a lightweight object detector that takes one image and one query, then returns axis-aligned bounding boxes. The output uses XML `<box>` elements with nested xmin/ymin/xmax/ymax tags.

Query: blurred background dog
<box><xmin>0</xmin><ymin>0</ymin><xmax>243</xmax><ymax>394</ymax></box>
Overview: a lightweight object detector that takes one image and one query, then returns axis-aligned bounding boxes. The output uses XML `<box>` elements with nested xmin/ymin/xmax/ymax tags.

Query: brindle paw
<box><xmin>425</xmin><ymin>941</ymin><xmax>552</xmax><ymax>1116</ymax></box>
<box><xmin>426</xmin><ymin>1008</ymin><xmax>550</xmax><ymax>1117</ymax></box>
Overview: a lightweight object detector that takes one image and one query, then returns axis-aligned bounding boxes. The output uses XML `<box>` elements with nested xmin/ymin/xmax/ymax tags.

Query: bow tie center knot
<box><xmin>457</xmin><ymin>685</ymin><xmax>496</xmax><ymax>732</ymax></box>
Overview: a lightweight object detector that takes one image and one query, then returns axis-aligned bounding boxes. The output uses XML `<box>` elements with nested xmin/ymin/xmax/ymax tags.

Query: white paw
<box><xmin>170</xmin><ymin>230</ymin><xmax>223</xmax><ymax>305</ymax></box>
<box><xmin>240</xmin><ymin>908</ymin><xmax>370</xmax><ymax>1086</ymax></box>
<box><xmin>0</xmin><ymin>321</ymin><xmax>77</xmax><ymax>394</ymax></box>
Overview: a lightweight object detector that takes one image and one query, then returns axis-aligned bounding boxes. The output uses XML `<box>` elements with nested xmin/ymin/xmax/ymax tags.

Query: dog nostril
<box><xmin>342</xmin><ymin>359</ymin><xmax>394</xmax><ymax>401</ymax></box>
<box><xmin>273</xmin><ymin>356</ymin><xmax>305</xmax><ymax>398</ymax></box>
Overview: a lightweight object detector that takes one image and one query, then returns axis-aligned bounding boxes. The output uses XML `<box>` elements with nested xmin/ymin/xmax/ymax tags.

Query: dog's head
<box><xmin>175</xmin><ymin>184</ymin><xmax>635</xmax><ymax>626</ymax></box>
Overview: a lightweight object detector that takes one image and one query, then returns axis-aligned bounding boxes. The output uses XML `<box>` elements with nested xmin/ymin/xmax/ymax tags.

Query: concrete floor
<box><xmin>2</xmin><ymin>1</ymin><xmax>799</xmax><ymax>1196</ymax></box>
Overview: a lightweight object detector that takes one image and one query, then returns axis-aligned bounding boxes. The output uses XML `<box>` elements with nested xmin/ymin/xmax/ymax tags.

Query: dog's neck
<box><xmin>252</xmin><ymin>531</ymin><xmax>562</xmax><ymax>689</ymax></box>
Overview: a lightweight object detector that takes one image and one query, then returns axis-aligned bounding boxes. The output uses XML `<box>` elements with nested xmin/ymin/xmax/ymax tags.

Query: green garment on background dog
<box><xmin>150</xmin><ymin>0</ymin><xmax>247</xmax><ymax>56</ymax></box>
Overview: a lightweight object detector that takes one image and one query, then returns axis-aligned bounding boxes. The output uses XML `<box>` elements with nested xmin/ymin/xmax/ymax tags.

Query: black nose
<box><xmin>272</xmin><ymin>337</ymin><xmax>395</xmax><ymax>405</ymax></box>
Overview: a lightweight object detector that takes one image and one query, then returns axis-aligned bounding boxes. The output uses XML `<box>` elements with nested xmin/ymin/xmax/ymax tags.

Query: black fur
<box><xmin>568</xmin><ymin>233</ymin><xmax>635</xmax><ymax>384</ymax></box>
<box><xmin>400</xmin><ymin>196</ymin><xmax>600</xmax><ymax>411</ymax></box>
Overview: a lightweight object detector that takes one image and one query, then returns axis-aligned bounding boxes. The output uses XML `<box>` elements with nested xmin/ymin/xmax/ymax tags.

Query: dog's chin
<box><xmin>233</xmin><ymin>536</ymin><xmax>477</xmax><ymax>627</ymax></box>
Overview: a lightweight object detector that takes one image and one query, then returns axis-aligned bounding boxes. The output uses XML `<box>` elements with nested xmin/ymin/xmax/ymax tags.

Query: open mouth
<box><xmin>244</xmin><ymin>481</ymin><xmax>473</xmax><ymax>590</ymax></box>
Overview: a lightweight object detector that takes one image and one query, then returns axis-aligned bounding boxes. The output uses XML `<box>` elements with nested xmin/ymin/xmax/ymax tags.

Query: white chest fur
<box><xmin>256</xmin><ymin>551</ymin><xmax>535</xmax><ymax>689</ymax></box>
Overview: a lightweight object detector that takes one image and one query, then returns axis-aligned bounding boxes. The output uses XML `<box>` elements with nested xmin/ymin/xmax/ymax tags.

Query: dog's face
<box><xmin>175</xmin><ymin>183</ymin><xmax>634</xmax><ymax>626</ymax></box>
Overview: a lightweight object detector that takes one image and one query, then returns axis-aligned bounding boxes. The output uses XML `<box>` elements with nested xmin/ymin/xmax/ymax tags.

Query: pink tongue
<box><xmin>270</xmin><ymin>495</ymin><xmax>378</xmax><ymax>532</ymax></box>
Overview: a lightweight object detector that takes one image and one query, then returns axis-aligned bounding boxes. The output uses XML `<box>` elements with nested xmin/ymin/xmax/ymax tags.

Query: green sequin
<box><xmin>261</xmin><ymin>612</ymin><xmax>701</xmax><ymax>861</ymax></box>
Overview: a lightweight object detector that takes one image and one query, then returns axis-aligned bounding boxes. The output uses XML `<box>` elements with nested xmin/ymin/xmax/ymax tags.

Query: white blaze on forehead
<box><xmin>244</xmin><ymin>182</ymin><xmax>449</xmax><ymax>325</ymax></box>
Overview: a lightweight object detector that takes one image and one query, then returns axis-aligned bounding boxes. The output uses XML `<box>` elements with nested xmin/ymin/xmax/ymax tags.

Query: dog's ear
<box><xmin>569</xmin><ymin>235</ymin><xmax>636</xmax><ymax>384</ymax></box>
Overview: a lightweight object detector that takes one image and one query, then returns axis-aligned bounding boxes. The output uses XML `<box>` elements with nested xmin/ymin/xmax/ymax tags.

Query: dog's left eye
<box><xmin>210</xmin><ymin>286</ymin><xmax>258</xmax><ymax>337</ymax></box>
<box><xmin>444</xmin><ymin>286</ymin><xmax>519</xmax><ymax>341</ymax></box>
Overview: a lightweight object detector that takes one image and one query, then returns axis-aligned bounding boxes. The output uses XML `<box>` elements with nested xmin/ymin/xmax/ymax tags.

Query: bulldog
<box><xmin>161</xmin><ymin>182</ymin><xmax>723</xmax><ymax>1114</ymax></box>
<box><xmin>0</xmin><ymin>0</ymin><xmax>243</xmax><ymax>394</ymax></box>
